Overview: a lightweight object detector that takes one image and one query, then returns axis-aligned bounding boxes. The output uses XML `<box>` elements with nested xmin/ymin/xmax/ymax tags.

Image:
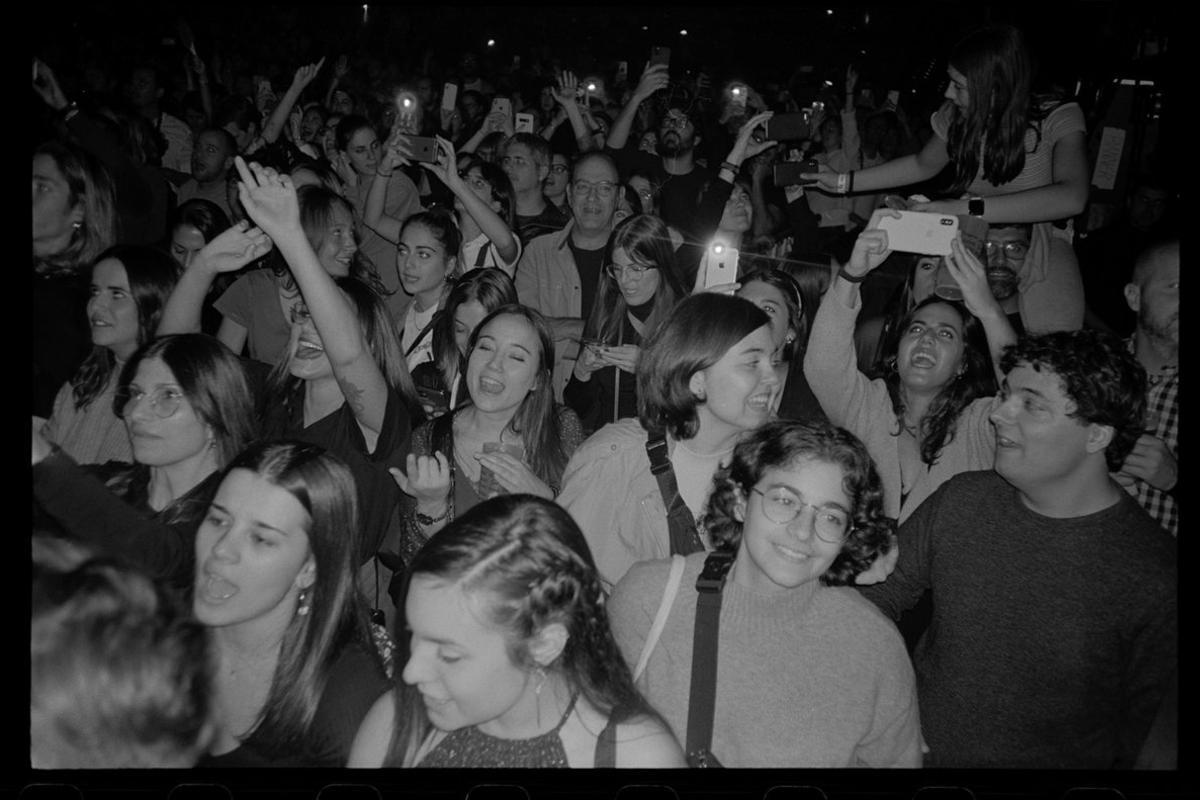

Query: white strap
<box><xmin>633</xmin><ymin>555</ymin><xmax>686</xmax><ymax>682</ymax></box>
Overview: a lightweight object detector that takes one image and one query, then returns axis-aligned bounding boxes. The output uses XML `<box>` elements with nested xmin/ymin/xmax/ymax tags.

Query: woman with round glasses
<box><xmin>607</xmin><ymin>418</ymin><xmax>921</xmax><ymax>767</ymax></box>
<box><xmin>33</xmin><ymin>333</ymin><xmax>258</xmax><ymax>591</ymax></box>
<box><xmin>564</xmin><ymin>214</ymin><xmax>689</xmax><ymax>434</ymax></box>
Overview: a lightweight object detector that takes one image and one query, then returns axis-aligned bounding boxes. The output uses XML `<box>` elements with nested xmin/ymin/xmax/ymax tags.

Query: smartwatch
<box><xmin>968</xmin><ymin>196</ymin><xmax>985</xmax><ymax>217</ymax></box>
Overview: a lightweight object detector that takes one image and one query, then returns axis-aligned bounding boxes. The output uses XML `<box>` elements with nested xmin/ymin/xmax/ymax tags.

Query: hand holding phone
<box><xmin>514</xmin><ymin>112</ymin><xmax>534</xmax><ymax>133</ymax></box>
<box><xmin>773</xmin><ymin>159</ymin><xmax>821</xmax><ymax>187</ymax></box>
<box><xmin>702</xmin><ymin>242</ymin><xmax>739</xmax><ymax>289</ymax></box>
<box><xmin>491</xmin><ymin>97</ymin><xmax>512</xmax><ymax>122</ymax></box>
<box><xmin>477</xmin><ymin>441</ymin><xmax>525</xmax><ymax>499</ymax></box>
<box><xmin>648</xmin><ymin>45</ymin><xmax>671</xmax><ymax>69</ymax></box>
<box><xmin>441</xmin><ymin>83</ymin><xmax>459</xmax><ymax>112</ymax></box>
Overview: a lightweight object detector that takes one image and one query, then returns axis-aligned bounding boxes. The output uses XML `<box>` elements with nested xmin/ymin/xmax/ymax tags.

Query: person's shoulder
<box><xmin>610</xmin><ymin>712</ymin><xmax>687</xmax><ymax>767</ymax></box>
<box><xmin>523</xmin><ymin>227</ymin><xmax>568</xmax><ymax>255</ymax></box>
<box><xmin>572</xmin><ymin>418</ymin><xmax>648</xmax><ymax>457</ymax></box>
<box><xmin>816</xmin><ymin>585</ymin><xmax>907</xmax><ymax>640</ymax></box>
<box><xmin>611</xmin><ymin>554</ymin><xmax>685</xmax><ymax>602</ymax></box>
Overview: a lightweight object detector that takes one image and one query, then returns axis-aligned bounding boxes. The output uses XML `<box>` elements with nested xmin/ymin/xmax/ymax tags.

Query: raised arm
<box><xmin>325</xmin><ymin>54</ymin><xmax>348</xmax><ymax>109</ymax></box>
<box><xmin>363</xmin><ymin>127</ymin><xmax>408</xmax><ymax>243</ymax></box>
<box><xmin>606</xmin><ymin>64</ymin><xmax>670</xmax><ymax>151</ymax></box>
<box><xmin>235</xmin><ymin>157</ymin><xmax>390</xmax><ymax>443</ymax></box>
<box><xmin>420</xmin><ymin>136</ymin><xmax>518</xmax><ymax>263</ymax></box>
<box><xmin>942</xmin><ymin>234</ymin><xmax>1017</xmax><ymax>382</ymax></box>
<box><xmin>157</xmin><ymin>222</ymin><xmax>274</xmax><ymax>337</ymax></box>
<box><xmin>551</xmin><ymin>71</ymin><xmax>596</xmax><ymax>153</ymax></box>
<box><xmin>804</xmin><ymin>132</ymin><xmax>950</xmax><ymax>196</ymax></box>
<box><xmin>261</xmin><ymin>59</ymin><xmax>325</xmax><ymax>145</ymax></box>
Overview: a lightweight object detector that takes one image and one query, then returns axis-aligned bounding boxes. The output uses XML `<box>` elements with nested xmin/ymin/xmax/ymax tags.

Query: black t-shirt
<box><xmin>608</xmin><ymin>143</ymin><xmax>714</xmax><ymax>238</ymax></box>
<box><xmin>568</xmin><ymin>239</ymin><xmax>606</xmax><ymax>321</ymax></box>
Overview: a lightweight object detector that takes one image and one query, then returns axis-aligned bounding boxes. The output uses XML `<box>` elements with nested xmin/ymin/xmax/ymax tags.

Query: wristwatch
<box><xmin>968</xmin><ymin>196</ymin><xmax>985</xmax><ymax>217</ymax></box>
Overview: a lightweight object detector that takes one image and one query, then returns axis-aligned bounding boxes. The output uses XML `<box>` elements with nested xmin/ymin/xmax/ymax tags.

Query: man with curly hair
<box><xmin>859</xmin><ymin>328</ymin><xmax>1176</xmax><ymax>769</ymax></box>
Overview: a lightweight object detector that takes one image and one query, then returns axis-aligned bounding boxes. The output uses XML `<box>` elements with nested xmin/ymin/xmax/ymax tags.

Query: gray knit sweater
<box><xmin>608</xmin><ymin>552</ymin><xmax>922</xmax><ymax>767</ymax></box>
<box><xmin>859</xmin><ymin>470</ymin><xmax>1177</xmax><ymax>768</ymax></box>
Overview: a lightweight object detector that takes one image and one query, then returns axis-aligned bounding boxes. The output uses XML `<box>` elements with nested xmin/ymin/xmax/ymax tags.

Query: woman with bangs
<box><xmin>33</xmin><ymin>332</ymin><xmax>258</xmax><ymax>591</ymax></box>
<box><xmin>42</xmin><ymin>245</ymin><xmax>181</xmax><ymax>465</ymax></box>
<box><xmin>805</xmin><ymin>24</ymin><xmax>1089</xmax><ymax>332</ymax></box>
<box><xmin>607</xmin><ymin>419</ymin><xmax>921</xmax><ymax>767</ymax></box>
<box><xmin>194</xmin><ymin>440</ymin><xmax>391</xmax><ymax>767</ymax></box>
<box><xmin>564</xmin><ymin>214</ymin><xmax>688</xmax><ymax>434</ymax></box>
<box><xmin>391</xmin><ymin>304</ymin><xmax>584</xmax><ymax>569</ymax></box>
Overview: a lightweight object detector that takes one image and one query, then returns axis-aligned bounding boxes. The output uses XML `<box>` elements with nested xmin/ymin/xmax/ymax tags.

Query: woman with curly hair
<box><xmin>804</xmin><ymin>212</ymin><xmax>1015</xmax><ymax>523</ymax></box>
<box><xmin>348</xmin><ymin>494</ymin><xmax>684</xmax><ymax>767</ymax></box>
<box><xmin>607</xmin><ymin>418</ymin><xmax>920</xmax><ymax>767</ymax></box>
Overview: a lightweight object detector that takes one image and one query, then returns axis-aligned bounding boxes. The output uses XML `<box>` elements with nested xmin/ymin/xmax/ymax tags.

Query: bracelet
<box><xmin>835</xmin><ymin>172</ymin><xmax>849</xmax><ymax>195</ymax></box>
<box><xmin>415</xmin><ymin>504</ymin><xmax>450</xmax><ymax>526</ymax></box>
<box><xmin>847</xmin><ymin>170</ymin><xmax>856</xmax><ymax>194</ymax></box>
<box><xmin>837</xmin><ymin>266</ymin><xmax>868</xmax><ymax>284</ymax></box>
<box><xmin>720</xmin><ymin>161</ymin><xmax>741</xmax><ymax>174</ymax></box>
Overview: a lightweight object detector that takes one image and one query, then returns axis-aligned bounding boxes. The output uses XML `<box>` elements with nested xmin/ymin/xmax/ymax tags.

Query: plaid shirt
<box><xmin>1125</xmin><ymin>338</ymin><xmax>1178</xmax><ymax>536</ymax></box>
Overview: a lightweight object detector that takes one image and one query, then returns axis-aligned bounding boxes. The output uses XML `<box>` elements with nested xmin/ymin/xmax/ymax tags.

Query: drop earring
<box><xmin>533</xmin><ymin>665</ymin><xmax>547</xmax><ymax>727</ymax></box>
<box><xmin>297</xmin><ymin>588</ymin><xmax>311</xmax><ymax>616</ymax></box>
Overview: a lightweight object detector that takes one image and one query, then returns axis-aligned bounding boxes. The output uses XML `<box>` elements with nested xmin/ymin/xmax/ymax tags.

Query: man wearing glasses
<box><xmin>982</xmin><ymin>223</ymin><xmax>1031</xmax><ymax>335</ymax></box>
<box><xmin>604</xmin><ymin>64</ymin><xmax>713</xmax><ymax>238</ymax></box>
<box><xmin>516</xmin><ymin>152</ymin><xmax>622</xmax><ymax>401</ymax></box>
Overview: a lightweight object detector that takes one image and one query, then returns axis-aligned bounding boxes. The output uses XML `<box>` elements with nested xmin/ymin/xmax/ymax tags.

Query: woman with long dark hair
<box><xmin>804</xmin><ymin>24</ymin><xmax>1089</xmax><ymax>332</ymax></box>
<box><xmin>348</xmin><ymin>494</ymin><xmax>684</xmax><ymax>767</ymax></box>
<box><xmin>564</xmin><ymin>214</ymin><xmax>689</xmax><ymax>434</ymax></box>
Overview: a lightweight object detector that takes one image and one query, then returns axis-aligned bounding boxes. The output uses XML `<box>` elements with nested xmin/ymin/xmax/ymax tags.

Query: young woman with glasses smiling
<box><xmin>564</xmin><ymin>214</ymin><xmax>689</xmax><ymax>434</ymax></box>
<box><xmin>607</xmin><ymin>419</ymin><xmax>921</xmax><ymax>767</ymax></box>
<box><xmin>33</xmin><ymin>333</ymin><xmax>258</xmax><ymax>592</ymax></box>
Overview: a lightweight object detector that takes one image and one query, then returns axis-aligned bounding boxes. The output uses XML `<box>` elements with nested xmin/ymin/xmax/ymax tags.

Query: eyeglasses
<box><xmin>572</xmin><ymin>180</ymin><xmax>617</xmax><ymax>199</ymax></box>
<box><xmin>290</xmin><ymin>303</ymin><xmax>313</xmax><ymax>324</ymax></box>
<box><xmin>661</xmin><ymin>114</ymin><xmax>692</xmax><ymax>131</ymax></box>
<box><xmin>751</xmin><ymin>487</ymin><xmax>851</xmax><ymax>544</ymax></box>
<box><xmin>984</xmin><ymin>240</ymin><xmax>1029</xmax><ymax>261</ymax></box>
<box><xmin>122</xmin><ymin>386</ymin><xmax>185</xmax><ymax>419</ymax></box>
<box><xmin>607</xmin><ymin>263</ymin><xmax>655</xmax><ymax>280</ymax></box>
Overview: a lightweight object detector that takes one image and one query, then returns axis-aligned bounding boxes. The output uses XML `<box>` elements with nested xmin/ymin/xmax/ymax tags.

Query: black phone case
<box><xmin>404</xmin><ymin>136</ymin><xmax>439</xmax><ymax>164</ymax></box>
<box><xmin>773</xmin><ymin>161</ymin><xmax>819</xmax><ymax>187</ymax></box>
<box><xmin>765</xmin><ymin>113</ymin><xmax>810</xmax><ymax>142</ymax></box>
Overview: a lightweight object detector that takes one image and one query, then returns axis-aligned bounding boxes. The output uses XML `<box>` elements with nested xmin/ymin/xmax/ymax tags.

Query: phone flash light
<box><xmin>680</xmin><ymin>29</ymin><xmax>688</xmax><ymax>36</ymax></box>
<box><xmin>587</xmin><ymin>82</ymin><xmax>597</xmax><ymax>91</ymax></box>
<box><xmin>402</xmin><ymin>98</ymin><xmax>413</xmax><ymax>108</ymax></box>
<box><xmin>487</xmin><ymin>39</ymin><xmax>495</xmax><ymax>47</ymax></box>
<box><xmin>712</xmin><ymin>243</ymin><xmax>725</xmax><ymax>255</ymax></box>
<box><xmin>732</xmin><ymin>87</ymin><xmax>742</xmax><ymax>96</ymax></box>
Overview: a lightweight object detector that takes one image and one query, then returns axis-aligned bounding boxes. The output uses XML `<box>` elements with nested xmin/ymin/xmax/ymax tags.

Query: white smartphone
<box><xmin>878</xmin><ymin>211</ymin><xmax>959</xmax><ymax>256</ymax></box>
<box><xmin>702</xmin><ymin>243</ymin><xmax>739</xmax><ymax>288</ymax></box>
<box><xmin>441</xmin><ymin>82</ymin><xmax>458</xmax><ymax>112</ymax></box>
<box><xmin>514</xmin><ymin>112</ymin><xmax>534</xmax><ymax>133</ymax></box>
<box><xmin>491</xmin><ymin>97</ymin><xmax>512</xmax><ymax>120</ymax></box>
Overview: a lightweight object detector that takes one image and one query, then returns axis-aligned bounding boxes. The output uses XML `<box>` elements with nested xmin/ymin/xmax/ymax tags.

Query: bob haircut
<box><xmin>584</xmin><ymin>214</ymin><xmax>687</xmax><ymax>347</ymax></box>
<box><xmin>430</xmin><ymin>268</ymin><xmax>518</xmax><ymax>388</ymax></box>
<box><xmin>214</xmin><ymin>440</ymin><xmax>378</xmax><ymax>756</ymax></box>
<box><xmin>71</xmin><ymin>245</ymin><xmax>182</xmax><ymax>410</ymax></box>
<box><xmin>465</xmin><ymin>304</ymin><xmax>566</xmax><ymax>486</ymax></box>
<box><xmin>295</xmin><ymin>184</ymin><xmax>389</xmax><ymax>296</ymax></box>
<box><xmin>703</xmin><ymin>419</ymin><xmax>894</xmax><ymax>586</ymax></box>
<box><xmin>884</xmin><ymin>296</ymin><xmax>997</xmax><ymax>465</ymax></box>
<box><xmin>999</xmin><ymin>329</ymin><xmax>1147</xmax><ymax>472</ymax></box>
<box><xmin>116</xmin><ymin>333</ymin><xmax>257</xmax><ymax>468</ymax></box>
<box><xmin>34</xmin><ymin>141</ymin><xmax>119</xmax><ymax>276</ymax></box>
<box><xmin>31</xmin><ymin>536</ymin><xmax>211</xmax><ymax>768</ymax></box>
<box><xmin>387</xmin><ymin>494</ymin><xmax>664</xmax><ymax>766</ymax></box>
<box><xmin>637</xmin><ymin>293</ymin><xmax>771</xmax><ymax>440</ymax></box>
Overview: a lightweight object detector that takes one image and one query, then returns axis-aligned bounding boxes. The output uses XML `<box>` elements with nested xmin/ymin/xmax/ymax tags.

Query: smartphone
<box><xmin>441</xmin><ymin>82</ymin><xmax>459</xmax><ymax>112</ymax></box>
<box><xmin>729</xmin><ymin>83</ymin><xmax>748</xmax><ymax>109</ymax></box>
<box><xmin>649</xmin><ymin>45</ymin><xmax>671</xmax><ymax>69</ymax></box>
<box><xmin>491</xmin><ymin>97</ymin><xmax>512</xmax><ymax>120</ymax></box>
<box><xmin>877</xmin><ymin>211</ymin><xmax>960</xmax><ymax>256</ymax></box>
<box><xmin>399</xmin><ymin>135</ymin><xmax>439</xmax><ymax>164</ymax></box>
<box><xmin>616</xmin><ymin>61</ymin><xmax>628</xmax><ymax>82</ymax></box>
<box><xmin>702</xmin><ymin>242</ymin><xmax>739</xmax><ymax>288</ymax></box>
<box><xmin>773</xmin><ymin>159</ymin><xmax>820</xmax><ymax>187</ymax></box>
<box><xmin>478</xmin><ymin>441</ymin><xmax>525</xmax><ymax>499</ymax></box>
<box><xmin>416</xmin><ymin>385</ymin><xmax>449</xmax><ymax>415</ymax></box>
<box><xmin>514</xmin><ymin>112</ymin><xmax>534</xmax><ymax>134</ymax></box>
<box><xmin>764</xmin><ymin>113</ymin><xmax>810</xmax><ymax>142</ymax></box>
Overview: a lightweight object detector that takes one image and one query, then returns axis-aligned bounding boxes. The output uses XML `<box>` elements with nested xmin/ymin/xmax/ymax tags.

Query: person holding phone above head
<box><xmin>607</xmin><ymin>419</ymin><xmax>920</xmax><ymax>767</ymax></box>
<box><xmin>803</xmin><ymin>25</ymin><xmax>1089</xmax><ymax>333</ymax></box>
<box><xmin>564</xmin><ymin>214</ymin><xmax>689</xmax><ymax>435</ymax></box>
<box><xmin>410</xmin><ymin>268</ymin><xmax>518</xmax><ymax>419</ymax></box>
<box><xmin>804</xmin><ymin>210</ymin><xmax>1016</xmax><ymax>529</ymax></box>
<box><xmin>348</xmin><ymin>494</ymin><xmax>685</xmax><ymax>768</ymax></box>
<box><xmin>500</xmin><ymin>133</ymin><xmax>570</xmax><ymax>242</ymax></box>
<box><xmin>193</xmin><ymin>441</ymin><xmax>392</xmax><ymax>768</ymax></box>
<box><xmin>389</xmin><ymin>305</ymin><xmax>583</xmax><ymax>570</ymax></box>
<box><xmin>377</xmin><ymin>134</ymin><xmax>522</xmax><ymax>278</ymax></box>
<box><xmin>558</xmin><ymin>293</ymin><xmax>779</xmax><ymax>589</ymax></box>
<box><xmin>675</xmin><ymin>111</ymin><xmax>777</xmax><ymax>291</ymax></box>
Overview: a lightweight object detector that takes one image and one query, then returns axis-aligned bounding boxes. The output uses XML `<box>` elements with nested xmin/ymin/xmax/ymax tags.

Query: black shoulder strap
<box><xmin>644</xmin><ymin>435</ymin><xmax>706</xmax><ymax>557</ymax></box>
<box><xmin>405</xmin><ymin>316</ymin><xmax>437</xmax><ymax>357</ymax></box>
<box><xmin>593</xmin><ymin>711</ymin><xmax>620</xmax><ymax>768</ymax></box>
<box><xmin>473</xmin><ymin>239</ymin><xmax>492</xmax><ymax>268</ymax></box>
<box><xmin>685</xmin><ymin>551</ymin><xmax>734</xmax><ymax>768</ymax></box>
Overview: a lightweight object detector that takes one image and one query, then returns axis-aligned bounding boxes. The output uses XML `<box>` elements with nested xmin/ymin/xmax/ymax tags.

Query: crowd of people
<box><xmin>31</xmin><ymin>11</ymin><xmax>1177</xmax><ymax>772</ymax></box>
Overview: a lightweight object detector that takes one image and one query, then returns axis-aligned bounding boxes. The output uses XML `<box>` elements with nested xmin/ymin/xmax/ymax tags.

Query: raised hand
<box><xmin>843</xmin><ymin>209</ymin><xmax>899</xmax><ymax>279</ymax></box>
<box><xmin>1115</xmin><ymin>433</ymin><xmax>1177</xmax><ymax>491</ymax></box>
<box><xmin>731</xmin><ymin>110</ymin><xmax>776</xmax><ymax>163</ymax></box>
<box><xmin>633</xmin><ymin>64</ymin><xmax>671</xmax><ymax>101</ymax></box>
<box><xmin>943</xmin><ymin>234</ymin><xmax>1002</xmax><ymax>319</ymax></box>
<box><xmin>291</xmin><ymin>57</ymin><xmax>326</xmax><ymax>90</ymax></box>
<box><xmin>332</xmin><ymin>54</ymin><xmax>349</xmax><ymax>80</ymax></box>
<box><xmin>417</xmin><ymin>135</ymin><xmax>459</xmax><ymax>187</ymax></box>
<box><xmin>390</xmin><ymin>452</ymin><xmax>452</xmax><ymax>509</ymax></box>
<box><xmin>233</xmin><ymin>157</ymin><xmax>302</xmax><ymax>239</ymax></box>
<box><xmin>32</xmin><ymin>58</ymin><xmax>69</xmax><ymax>111</ymax></box>
<box><xmin>194</xmin><ymin>221</ymin><xmax>274</xmax><ymax>274</ymax></box>
<box><xmin>553</xmin><ymin>71</ymin><xmax>581</xmax><ymax>107</ymax></box>
<box><xmin>32</xmin><ymin>419</ymin><xmax>52</xmax><ymax>465</ymax></box>
<box><xmin>845</xmin><ymin>64</ymin><xmax>859</xmax><ymax>96</ymax></box>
